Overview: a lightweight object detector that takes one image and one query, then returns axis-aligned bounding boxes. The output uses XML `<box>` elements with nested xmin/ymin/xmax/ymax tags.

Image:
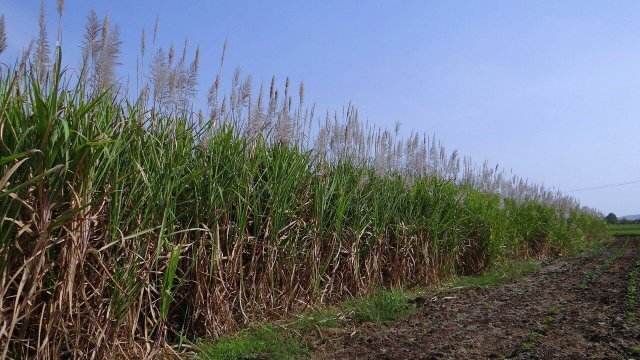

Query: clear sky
<box><xmin>3</xmin><ymin>1</ymin><xmax>640</xmax><ymax>216</ymax></box>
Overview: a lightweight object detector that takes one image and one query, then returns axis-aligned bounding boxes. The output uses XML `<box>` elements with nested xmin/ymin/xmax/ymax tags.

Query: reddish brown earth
<box><xmin>309</xmin><ymin>237</ymin><xmax>640</xmax><ymax>359</ymax></box>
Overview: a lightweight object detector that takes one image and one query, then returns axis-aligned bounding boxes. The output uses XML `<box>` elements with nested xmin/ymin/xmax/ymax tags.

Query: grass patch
<box><xmin>611</xmin><ymin>229</ymin><xmax>640</xmax><ymax>236</ymax></box>
<box><xmin>449</xmin><ymin>259</ymin><xmax>539</xmax><ymax>288</ymax></box>
<box><xmin>608</xmin><ymin>224</ymin><xmax>640</xmax><ymax>236</ymax></box>
<box><xmin>196</xmin><ymin>289</ymin><xmax>417</xmax><ymax>358</ymax></box>
<box><xmin>628</xmin><ymin>346</ymin><xmax>640</xmax><ymax>355</ymax></box>
<box><xmin>196</xmin><ymin>325</ymin><xmax>308</xmax><ymax>360</ymax></box>
<box><xmin>346</xmin><ymin>289</ymin><xmax>416</xmax><ymax>323</ymax></box>
<box><xmin>291</xmin><ymin>307</ymin><xmax>342</xmax><ymax>331</ymax></box>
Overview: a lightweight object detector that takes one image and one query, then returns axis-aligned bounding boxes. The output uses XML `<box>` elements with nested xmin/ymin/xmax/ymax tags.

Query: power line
<box><xmin>565</xmin><ymin>179</ymin><xmax>640</xmax><ymax>193</ymax></box>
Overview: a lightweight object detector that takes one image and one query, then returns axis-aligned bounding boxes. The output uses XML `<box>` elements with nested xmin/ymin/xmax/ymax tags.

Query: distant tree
<box><xmin>605</xmin><ymin>213</ymin><xmax>618</xmax><ymax>224</ymax></box>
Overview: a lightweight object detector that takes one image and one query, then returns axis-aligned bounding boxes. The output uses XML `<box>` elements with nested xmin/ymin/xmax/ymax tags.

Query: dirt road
<box><xmin>311</xmin><ymin>237</ymin><xmax>640</xmax><ymax>359</ymax></box>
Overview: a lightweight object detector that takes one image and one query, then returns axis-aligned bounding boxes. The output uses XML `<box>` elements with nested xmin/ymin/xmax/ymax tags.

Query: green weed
<box><xmin>528</xmin><ymin>331</ymin><xmax>542</xmax><ymax>340</ymax></box>
<box><xmin>196</xmin><ymin>325</ymin><xmax>308</xmax><ymax>360</ymax></box>
<box><xmin>537</xmin><ymin>323</ymin><xmax>549</xmax><ymax>332</ymax></box>
<box><xmin>292</xmin><ymin>307</ymin><xmax>341</xmax><ymax>331</ymax></box>
<box><xmin>346</xmin><ymin>289</ymin><xmax>416</xmax><ymax>323</ymax></box>
<box><xmin>522</xmin><ymin>342</ymin><xmax>535</xmax><ymax>350</ymax></box>
<box><xmin>628</xmin><ymin>346</ymin><xmax>640</xmax><ymax>354</ymax></box>
<box><xmin>450</xmin><ymin>259</ymin><xmax>539</xmax><ymax>288</ymax></box>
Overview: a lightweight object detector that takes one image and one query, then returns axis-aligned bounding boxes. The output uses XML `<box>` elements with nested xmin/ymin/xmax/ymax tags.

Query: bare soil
<box><xmin>309</xmin><ymin>237</ymin><xmax>640</xmax><ymax>359</ymax></box>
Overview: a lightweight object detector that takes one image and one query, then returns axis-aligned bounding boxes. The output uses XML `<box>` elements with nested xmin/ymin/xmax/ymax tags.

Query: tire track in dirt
<box><xmin>518</xmin><ymin>238</ymin><xmax>640</xmax><ymax>359</ymax></box>
<box><xmin>310</xmin><ymin>238</ymin><xmax>638</xmax><ymax>359</ymax></box>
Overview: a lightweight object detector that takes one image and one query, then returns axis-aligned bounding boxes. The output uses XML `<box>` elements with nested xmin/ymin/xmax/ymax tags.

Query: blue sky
<box><xmin>3</xmin><ymin>1</ymin><xmax>640</xmax><ymax>215</ymax></box>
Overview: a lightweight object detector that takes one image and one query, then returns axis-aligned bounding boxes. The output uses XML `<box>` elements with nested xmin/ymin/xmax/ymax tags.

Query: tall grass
<box><xmin>0</xmin><ymin>11</ymin><xmax>607</xmax><ymax>358</ymax></box>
